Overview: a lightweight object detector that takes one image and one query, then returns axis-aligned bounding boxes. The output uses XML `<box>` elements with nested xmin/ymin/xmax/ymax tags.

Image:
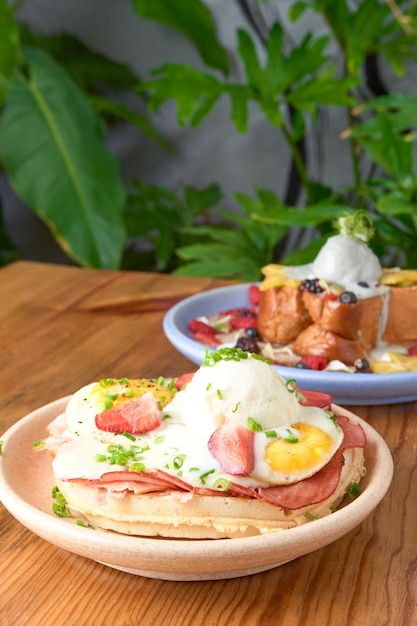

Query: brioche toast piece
<box><xmin>382</xmin><ymin>285</ymin><xmax>417</xmax><ymax>344</ymax></box>
<box><xmin>257</xmin><ymin>285</ymin><xmax>312</xmax><ymax>345</ymax></box>
<box><xmin>302</xmin><ymin>291</ymin><xmax>385</xmax><ymax>350</ymax></box>
<box><xmin>292</xmin><ymin>323</ymin><xmax>367</xmax><ymax>365</ymax></box>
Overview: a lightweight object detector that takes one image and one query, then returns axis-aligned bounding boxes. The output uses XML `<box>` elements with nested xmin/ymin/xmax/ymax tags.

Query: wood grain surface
<box><xmin>0</xmin><ymin>261</ymin><xmax>416</xmax><ymax>626</ymax></box>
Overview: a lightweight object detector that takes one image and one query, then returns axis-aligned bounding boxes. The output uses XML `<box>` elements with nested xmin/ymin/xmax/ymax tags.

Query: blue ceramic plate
<box><xmin>163</xmin><ymin>283</ymin><xmax>417</xmax><ymax>406</ymax></box>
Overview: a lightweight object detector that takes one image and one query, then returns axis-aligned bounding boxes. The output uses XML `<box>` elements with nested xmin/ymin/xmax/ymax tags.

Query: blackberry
<box><xmin>300</xmin><ymin>278</ymin><xmax>324</xmax><ymax>294</ymax></box>
<box><xmin>339</xmin><ymin>291</ymin><xmax>358</xmax><ymax>304</ymax></box>
<box><xmin>236</xmin><ymin>309</ymin><xmax>257</xmax><ymax>318</ymax></box>
<box><xmin>235</xmin><ymin>337</ymin><xmax>260</xmax><ymax>354</ymax></box>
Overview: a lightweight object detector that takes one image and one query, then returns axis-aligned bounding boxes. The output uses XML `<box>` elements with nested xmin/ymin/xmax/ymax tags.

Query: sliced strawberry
<box><xmin>323</xmin><ymin>291</ymin><xmax>339</xmax><ymax>301</ymax></box>
<box><xmin>175</xmin><ymin>372</ymin><xmax>195</xmax><ymax>390</ymax></box>
<box><xmin>296</xmin><ymin>387</ymin><xmax>333</xmax><ymax>408</ymax></box>
<box><xmin>408</xmin><ymin>345</ymin><xmax>417</xmax><ymax>356</ymax></box>
<box><xmin>299</xmin><ymin>355</ymin><xmax>328</xmax><ymax>370</ymax></box>
<box><xmin>229</xmin><ymin>317</ymin><xmax>258</xmax><ymax>330</ymax></box>
<box><xmin>248</xmin><ymin>284</ymin><xmax>260</xmax><ymax>305</ymax></box>
<box><xmin>189</xmin><ymin>319</ymin><xmax>216</xmax><ymax>335</ymax></box>
<box><xmin>193</xmin><ymin>331</ymin><xmax>221</xmax><ymax>347</ymax></box>
<box><xmin>95</xmin><ymin>392</ymin><xmax>162</xmax><ymax>434</ymax></box>
<box><xmin>208</xmin><ymin>423</ymin><xmax>254</xmax><ymax>475</ymax></box>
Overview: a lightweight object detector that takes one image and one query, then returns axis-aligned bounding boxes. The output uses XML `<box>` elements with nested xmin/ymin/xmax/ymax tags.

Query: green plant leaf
<box><xmin>0</xmin><ymin>0</ymin><xmax>20</xmax><ymax>104</ymax></box>
<box><xmin>131</xmin><ymin>0</ymin><xmax>229</xmax><ymax>75</ymax></box>
<box><xmin>18</xmin><ymin>26</ymin><xmax>140</xmax><ymax>92</ymax></box>
<box><xmin>124</xmin><ymin>181</ymin><xmax>222</xmax><ymax>272</ymax></box>
<box><xmin>353</xmin><ymin>111</ymin><xmax>414</xmax><ymax>183</ymax></box>
<box><xmin>88</xmin><ymin>94</ymin><xmax>171</xmax><ymax>149</ymax></box>
<box><xmin>0</xmin><ymin>47</ymin><xmax>126</xmax><ymax>269</ymax></box>
<box><xmin>139</xmin><ymin>64</ymin><xmax>222</xmax><ymax>127</ymax></box>
<box><xmin>237</xmin><ymin>29</ymin><xmax>268</xmax><ymax>95</ymax></box>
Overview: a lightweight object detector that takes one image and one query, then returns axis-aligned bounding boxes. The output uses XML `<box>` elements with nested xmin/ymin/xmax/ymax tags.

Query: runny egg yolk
<box><xmin>89</xmin><ymin>379</ymin><xmax>176</xmax><ymax>411</ymax></box>
<box><xmin>265</xmin><ymin>423</ymin><xmax>333</xmax><ymax>473</ymax></box>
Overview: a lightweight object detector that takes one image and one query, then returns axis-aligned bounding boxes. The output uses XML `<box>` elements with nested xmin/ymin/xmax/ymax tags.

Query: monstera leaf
<box><xmin>0</xmin><ymin>47</ymin><xmax>126</xmax><ymax>269</ymax></box>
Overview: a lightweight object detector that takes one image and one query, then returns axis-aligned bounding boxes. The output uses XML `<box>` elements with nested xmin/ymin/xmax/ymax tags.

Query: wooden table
<box><xmin>0</xmin><ymin>261</ymin><xmax>416</xmax><ymax>625</ymax></box>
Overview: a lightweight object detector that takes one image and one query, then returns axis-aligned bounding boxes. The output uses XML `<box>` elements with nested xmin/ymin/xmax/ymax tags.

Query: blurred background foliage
<box><xmin>1</xmin><ymin>0</ymin><xmax>417</xmax><ymax>279</ymax></box>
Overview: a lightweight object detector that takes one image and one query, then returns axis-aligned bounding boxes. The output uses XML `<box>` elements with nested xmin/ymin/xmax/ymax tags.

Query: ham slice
<box><xmin>64</xmin><ymin>414</ymin><xmax>365</xmax><ymax>510</ymax></box>
<box><xmin>335</xmin><ymin>414</ymin><xmax>366</xmax><ymax>450</ymax></box>
<box><xmin>256</xmin><ymin>453</ymin><xmax>345</xmax><ymax>510</ymax></box>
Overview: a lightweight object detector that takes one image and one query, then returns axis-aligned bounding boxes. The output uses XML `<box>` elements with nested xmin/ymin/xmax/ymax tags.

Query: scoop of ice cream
<box><xmin>312</xmin><ymin>233</ymin><xmax>381</xmax><ymax>285</ymax></box>
<box><xmin>165</xmin><ymin>352</ymin><xmax>301</xmax><ymax>439</ymax></box>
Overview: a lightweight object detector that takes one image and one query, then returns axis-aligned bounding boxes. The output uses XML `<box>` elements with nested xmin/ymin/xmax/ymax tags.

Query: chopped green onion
<box><xmin>284</xmin><ymin>430</ymin><xmax>299</xmax><ymax>444</ymax></box>
<box><xmin>122</xmin><ymin>432</ymin><xmax>136</xmax><ymax>441</ymax></box>
<box><xmin>265</xmin><ymin>430</ymin><xmax>277</xmax><ymax>439</ymax></box>
<box><xmin>232</xmin><ymin>402</ymin><xmax>240</xmax><ymax>413</ymax></box>
<box><xmin>0</xmin><ymin>440</ymin><xmax>2</xmax><ymax>454</ymax></box>
<box><xmin>247</xmin><ymin>417</ymin><xmax>262</xmax><ymax>432</ymax></box>
<box><xmin>76</xmin><ymin>519</ymin><xmax>95</xmax><ymax>529</ymax></box>
<box><xmin>166</xmin><ymin>454</ymin><xmax>186</xmax><ymax>470</ymax></box>
<box><xmin>162</xmin><ymin>414</ymin><xmax>173</xmax><ymax>420</ymax></box>
<box><xmin>94</xmin><ymin>453</ymin><xmax>107</xmax><ymax>462</ymax></box>
<box><xmin>213</xmin><ymin>478</ymin><xmax>231</xmax><ymax>492</ymax></box>
<box><xmin>346</xmin><ymin>482</ymin><xmax>361</xmax><ymax>500</ymax></box>
<box><xmin>206</xmin><ymin>382</ymin><xmax>212</xmax><ymax>391</ymax></box>
<box><xmin>216</xmin><ymin>389</ymin><xmax>223</xmax><ymax>400</ymax></box>
<box><xmin>51</xmin><ymin>486</ymin><xmax>71</xmax><ymax>518</ymax></box>
<box><xmin>102</xmin><ymin>398</ymin><xmax>114</xmax><ymax>411</ymax></box>
<box><xmin>128</xmin><ymin>462</ymin><xmax>145</xmax><ymax>473</ymax></box>
<box><xmin>202</xmin><ymin>347</ymin><xmax>250</xmax><ymax>367</ymax></box>
<box><xmin>32</xmin><ymin>440</ymin><xmax>45</xmax><ymax>448</ymax></box>
<box><xmin>99</xmin><ymin>378</ymin><xmax>115</xmax><ymax>387</ymax></box>
<box><xmin>154</xmin><ymin>435</ymin><xmax>165</xmax><ymax>444</ymax></box>
<box><xmin>325</xmin><ymin>410</ymin><xmax>338</xmax><ymax>426</ymax></box>
<box><xmin>305</xmin><ymin>512</ymin><xmax>321</xmax><ymax>521</ymax></box>
<box><xmin>251</xmin><ymin>353</ymin><xmax>273</xmax><ymax>364</ymax></box>
<box><xmin>118</xmin><ymin>377</ymin><xmax>129</xmax><ymax>384</ymax></box>
<box><xmin>285</xmin><ymin>379</ymin><xmax>297</xmax><ymax>393</ymax></box>
<box><xmin>199</xmin><ymin>469</ymin><xmax>215</xmax><ymax>485</ymax></box>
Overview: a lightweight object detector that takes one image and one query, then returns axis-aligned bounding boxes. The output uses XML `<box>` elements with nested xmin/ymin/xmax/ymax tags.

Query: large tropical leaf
<box><xmin>0</xmin><ymin>0</ymin><xmax>19</xmax><ymax>105</ymax></box>
<box><xmin>0</xmin><ymin>47</ymin><xmax>126</xmax><ymax>269</ymax></box>
<box><xmin>131</xmin><ymin>0</ymin><xmax>229</xmax><ymax>75</ymax></box>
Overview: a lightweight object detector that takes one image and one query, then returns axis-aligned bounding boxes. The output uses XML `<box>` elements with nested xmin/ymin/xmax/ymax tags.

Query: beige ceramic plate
<box><xmin>0</xmin><ymin>397</ymin><xmax>393</xmax><ymax>581</ymax></box>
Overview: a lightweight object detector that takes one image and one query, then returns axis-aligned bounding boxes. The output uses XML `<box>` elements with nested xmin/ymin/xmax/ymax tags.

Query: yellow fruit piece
<box><xmin>260</xmin><ymin>264</ymin><xmax>301</xmax><ymax>291</ymax></box>
<box><xmin>380</xmin><ymin>269</ymin><xmax>417</xmax><ymax>287</ymax></box>
<box><xmin>370</xmin><ymin>352</ymin><xmax>417</xmax><ymax>373</ymax></box>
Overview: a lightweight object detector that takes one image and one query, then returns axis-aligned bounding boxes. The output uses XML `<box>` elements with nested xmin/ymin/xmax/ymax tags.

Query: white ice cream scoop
<box><xmin>165</xmin><ymin>353</ymin><xmax>301</xmax><ymax>439</ymax></box>
<box><xmin>312</xmin><ymin>233</ymin><xmax>382</xmax><ymax>285</ymax></box>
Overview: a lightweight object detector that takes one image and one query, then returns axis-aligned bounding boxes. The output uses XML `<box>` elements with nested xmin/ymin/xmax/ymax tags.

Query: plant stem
<box><xmin>280</xmin><ymin>122</ymin><xmax>313</xmax><ymax>204</ymax></box>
